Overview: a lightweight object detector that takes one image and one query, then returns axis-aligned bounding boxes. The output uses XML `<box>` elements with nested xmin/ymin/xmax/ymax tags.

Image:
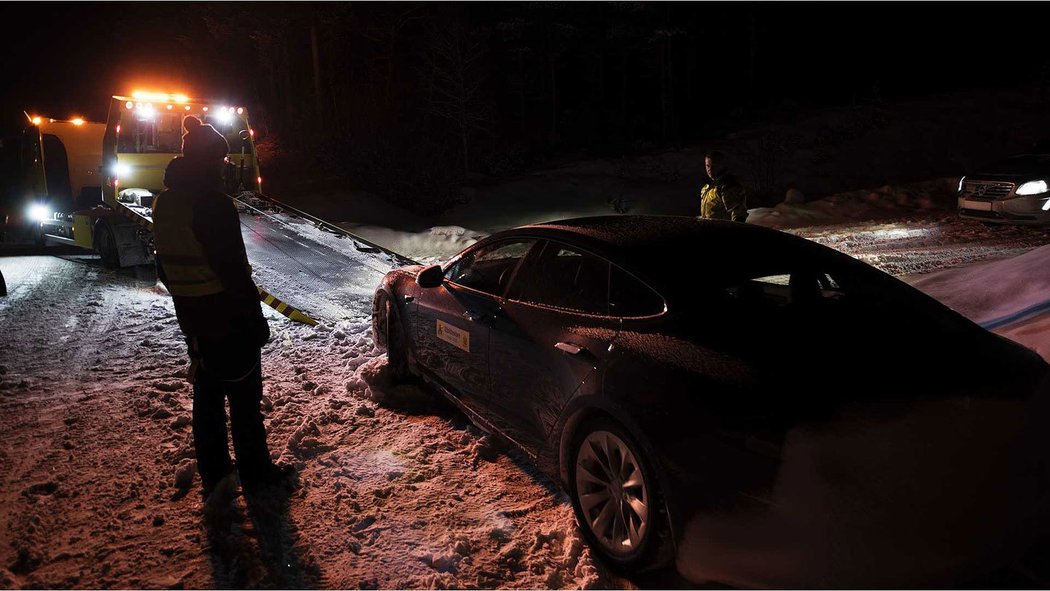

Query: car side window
<box><xmin>724</xmin><ymin>270</ymin><xmax>843</xmax><ymax>309</ymax></box>
<box><xmin>609</xmin><ymin>266</ymin><xmax>665</xmax><ymax>317</ymax></box>
<box><xmin>445</xmin><ymin>240</ymin><xmax>534</xmax><ymax>296</ymax></box>
<box><xmin>508</xmin><ymin>242</ymin><xmax>611</xmax><ymax>315</ymax></box>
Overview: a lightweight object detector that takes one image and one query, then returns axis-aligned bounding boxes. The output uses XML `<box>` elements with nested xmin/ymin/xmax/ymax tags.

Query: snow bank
<box><xmin>748</xmin><ymin>178</ymin><xmax>956</xmax><ymax>229</ymax></box>
<box><xmin>908</xmin><ymin>243</ymin><xmax>1050</xmax><ymax>359</ymax></box>
<box><xmin>342</xmin><ymin>225</ymin><xmax>485</xmax><ymax>265</ymax></box>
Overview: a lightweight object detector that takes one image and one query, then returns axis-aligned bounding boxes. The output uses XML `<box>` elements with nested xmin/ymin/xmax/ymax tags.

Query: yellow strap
<box><xmin>256</xmin><ymin>286</ymin><xmax>317</xmax><ymax>326</ymax></box>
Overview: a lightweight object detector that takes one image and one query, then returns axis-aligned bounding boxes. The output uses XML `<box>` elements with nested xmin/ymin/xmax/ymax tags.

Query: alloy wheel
<box><xmin>574</xmin><ymin>429</ymin><xmax>650</xmax><ymax>557</ymax></box>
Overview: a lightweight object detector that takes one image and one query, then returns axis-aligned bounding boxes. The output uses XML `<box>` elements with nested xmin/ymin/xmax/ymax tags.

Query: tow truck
<box><xmin>15</xmin><ymin>92</ymin><xmax>263</xmax><ymax>268</ymax></box>
<box><xmin>2</xmin><ymin>90</ymin><xmax>412</xmax><ymax>326</ymax></box>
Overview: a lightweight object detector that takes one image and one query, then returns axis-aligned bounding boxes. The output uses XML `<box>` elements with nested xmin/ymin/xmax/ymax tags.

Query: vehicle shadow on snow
<box><xmin>202</xmin><ymin>483</ymin><xmax>323</xmax><ymax>588</ymax></box>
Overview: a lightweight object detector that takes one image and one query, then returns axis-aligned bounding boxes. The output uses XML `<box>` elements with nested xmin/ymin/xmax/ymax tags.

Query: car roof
<box><xmin>487</xmin><ymin>215</ymin><xmax>823</xmax><ymax>291</ymax></box>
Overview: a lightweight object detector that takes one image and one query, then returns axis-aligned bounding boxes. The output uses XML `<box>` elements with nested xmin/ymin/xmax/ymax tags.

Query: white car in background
<box><xmin>958</xmin><ymin>152</ymin><xmax>1050</xmax><ymax>225</ymax></box>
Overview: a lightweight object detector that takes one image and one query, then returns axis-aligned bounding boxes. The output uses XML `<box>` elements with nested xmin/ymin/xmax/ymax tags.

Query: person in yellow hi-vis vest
<box><xmin>698</xmin><ymin>150</ymin><xmax>749</xmax><ymax>223</ymax></box>
<box><xmin>153</xmin><ymin>117</ymin><xmax>293</xmax><ymax>500</ymax></box>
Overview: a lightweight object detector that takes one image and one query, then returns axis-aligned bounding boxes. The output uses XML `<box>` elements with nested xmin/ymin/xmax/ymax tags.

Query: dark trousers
<box><xmin>189</xmin><ymin>336</ymin><xmax>273</xmax><ymax>487</ymax></box>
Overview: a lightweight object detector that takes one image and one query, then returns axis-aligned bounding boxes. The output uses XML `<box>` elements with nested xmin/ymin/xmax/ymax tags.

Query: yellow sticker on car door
<box><xmin>436</xmin><ymin>319</ymin><xmax>470</xmax><ymax>353</ymax></box>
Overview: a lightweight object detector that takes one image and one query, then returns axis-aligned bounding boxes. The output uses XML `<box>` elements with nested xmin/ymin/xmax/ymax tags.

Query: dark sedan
<box><xmin>371</xmin><ymin>215</ymin><xmax>1049</xmax><ymax>586</ymax></box>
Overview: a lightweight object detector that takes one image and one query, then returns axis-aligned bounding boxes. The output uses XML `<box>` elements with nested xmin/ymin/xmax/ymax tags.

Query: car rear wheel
<box><xmin>376</xmin><ymin>293</ymin><xmax>411</xmax><ymax>382</ymax></box>
<box><xmin>569</xmin><ymin>418</ymin><xmax>670</xmax><ymax>572</ymax></box>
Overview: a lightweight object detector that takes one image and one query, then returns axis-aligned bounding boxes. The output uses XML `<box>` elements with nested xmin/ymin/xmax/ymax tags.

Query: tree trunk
<box><xmin>620</xmin><ymin>49</ymin><xmax>629</xmax><ymax>138</ymax></box>
<box><xmin>282</xmin><ymin>38</ymin><xmax>295</xmax><ymax>142</ymax></box>
<box><xmin>461</xmin><ymin>125</ymin><xmax>470</xmax><ymax>173</ymax></box>
<box><xmin>549</xmin><ymin>54</ymin><xmax>558</xmax><ymax>144</ymax></box>
<box><xmin>748</xmin><ymin>6</ymin><xmax>758</xmax><ymax>99</ymax></box>
<box><xmin>518</xmin><ymin>53</ymin><xmax>527</xmax><ymax>136</ymax></box>
<box><xmin>311</xmin><ymin>25</ymin><xmax>324</xmax><ymax>125</ymax></box>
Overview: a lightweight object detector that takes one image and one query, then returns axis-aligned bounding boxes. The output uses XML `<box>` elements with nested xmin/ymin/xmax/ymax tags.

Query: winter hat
<box><xmin>163</xmin><ymin>155</ymin><xmax>221</xmax><ymax>191</ymax></box>
<box><xmin>163</xmin><ymin>156</ymin><xmax>192</xmax><ymax>190</ymax></box>
<box><xmin>181</xmin><ymin>115</ymin><xmax>229</xmax><ymax>165</ymax></box>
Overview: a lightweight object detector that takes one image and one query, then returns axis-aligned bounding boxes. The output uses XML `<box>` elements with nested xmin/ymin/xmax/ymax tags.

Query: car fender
<box><xmin>372</xmin><ymin>267</ymin><xmax>423</xmax><ymax>351</ymax></box>
<box><xmin>551</xmin><ymin>366</ymin><xmax>686</xmax><ymax>552</ymax></box>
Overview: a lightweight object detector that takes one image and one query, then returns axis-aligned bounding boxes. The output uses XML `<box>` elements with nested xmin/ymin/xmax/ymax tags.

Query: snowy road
<box><xmin>0</xmin><ymin>214</ymin><xmax>608</xmax><ymax>588</ymax></box>
<box><xmin>1</xmin><ymin>212</ymin><xmax>1049</xmax><ymax>589</ymax></box>
<box><xmin>790</xmin><ymin>213</ymin><xmax>1050</xmax><ymax>278</ymax></box>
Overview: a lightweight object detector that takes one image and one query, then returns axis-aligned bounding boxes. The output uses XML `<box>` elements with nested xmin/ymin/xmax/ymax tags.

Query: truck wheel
<box><xmin>95</xmin><ymin>222</ymin><xmax>119</xmax><ymax>269</ymax></box>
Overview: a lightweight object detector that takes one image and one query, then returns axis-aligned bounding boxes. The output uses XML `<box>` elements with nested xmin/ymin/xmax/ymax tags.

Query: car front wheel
<box><xmin>569</xmin><ymin>418</ymin><xmax>669</xmax><ymax>572</ymax></box>
<box><xmin>375</xmin><ymin>292</ymin><xmax>411</xmax><ymax>382</ymax></box>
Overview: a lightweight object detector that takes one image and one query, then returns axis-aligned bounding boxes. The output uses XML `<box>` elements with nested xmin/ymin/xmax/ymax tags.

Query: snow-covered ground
<box><xmin>0</xmin><ymin>210</ymin><xmax>615</xmax><ymax>589</ymax></box>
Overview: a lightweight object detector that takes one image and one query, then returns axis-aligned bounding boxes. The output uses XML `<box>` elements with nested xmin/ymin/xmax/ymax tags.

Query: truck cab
<box><xmin>16</xmin><ymin>92</ymin><xmax>263</xmax><ymax>267</ymax></box>
<box><xmin>104</xmin><ymin>93</ymin><xmax>262</xmax><ymax>207</ymax></box>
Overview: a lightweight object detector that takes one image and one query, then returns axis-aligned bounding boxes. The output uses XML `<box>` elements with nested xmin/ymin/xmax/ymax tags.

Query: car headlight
<box><xmin>27</xmin><ymin>203</ymin><xmax>50</xmax><ymax>222</ymax></box>
<box><xmin>1016</xmin><ymin>180</ymin><xmax>1048</xmax><ymax>196</ymax></box>
<box><xmin>957</xmin><ymin>176</ymin><xmax>966</xmax><ymax>192</ymax></box>
<box><xmin>112</xmin><ymin>163</ymin><xmax>131</xmax><ymax>178</ymax></box>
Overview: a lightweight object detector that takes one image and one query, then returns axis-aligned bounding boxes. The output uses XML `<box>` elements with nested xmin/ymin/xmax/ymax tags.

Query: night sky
<box><xmin>3</xmin><ymin>1</ymin><xmax>1048</xmax><ymax>210</ymax></box>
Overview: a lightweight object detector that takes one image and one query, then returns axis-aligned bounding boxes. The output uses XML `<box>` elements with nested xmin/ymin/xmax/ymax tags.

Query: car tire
<box><xmin>376</xmin><ymin>292</ymin><xmax>412</xmax><ymax>382</ymax></box>
<box><xmin>568</xmin><ymin>417</ymin><xmax>671</xmax><ymax>573</ymax></box>
<box><xmin>95</xmin><ymin>222</ymin><xmax>119</xmax><ymax>269</ymax></box>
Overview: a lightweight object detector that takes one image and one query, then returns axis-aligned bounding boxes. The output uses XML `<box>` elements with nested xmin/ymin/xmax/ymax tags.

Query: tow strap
<box><xmin>257</xmin><ymin>286</ymin><xmax>318</xmax><ymax>326</ymax></box>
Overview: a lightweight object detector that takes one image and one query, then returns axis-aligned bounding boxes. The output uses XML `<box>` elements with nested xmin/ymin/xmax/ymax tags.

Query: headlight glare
<box><xmin>27</xmin><ymin>204</ymin><xmax>50</xmax><ymax>222</ymax></box>
<box><xmin>1016</xmin><ymin>180</ymin><xmax>1048</xmax><ymax>196</ymax></box>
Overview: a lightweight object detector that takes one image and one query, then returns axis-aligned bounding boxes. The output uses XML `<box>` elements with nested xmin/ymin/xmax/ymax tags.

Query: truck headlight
<box><xmin>27</xmin><ymin>204</ymin><xmax>50</xmax><ymax>222</ymax></box>
<box><xmin>1016</xmin><ymin>180</ymin><xmax>1048</xmax><ymax>196</ymax></box>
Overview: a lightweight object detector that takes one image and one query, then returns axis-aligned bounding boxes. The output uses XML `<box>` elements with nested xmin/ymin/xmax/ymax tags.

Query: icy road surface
<box><xmin>0</xmin><ymin>212</ymin><xmax>1049</xmax><ymax>589</ymax></box>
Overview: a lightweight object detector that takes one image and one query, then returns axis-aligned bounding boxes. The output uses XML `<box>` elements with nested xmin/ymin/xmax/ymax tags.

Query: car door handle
<box><xmin>555</xmin><ymin>342</ymin><xmax>585</xmax><ymax>356</ymax></box>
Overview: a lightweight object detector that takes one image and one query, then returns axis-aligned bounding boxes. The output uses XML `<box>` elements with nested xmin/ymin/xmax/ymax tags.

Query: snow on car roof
<box><xmin>510</xmin><ymin>215</ymin><xmax>810</xmax><ymax>289</ymax></box>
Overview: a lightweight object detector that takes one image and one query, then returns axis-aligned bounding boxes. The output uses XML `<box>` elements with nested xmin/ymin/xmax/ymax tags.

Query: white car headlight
<box><xmin>1016</xmin><ymin>180</ymin><xmax>1048</xmax><ymax>196</ymax></box>
<box><xmin>112</xmin><ymin>163</ymin><xmax>131</xmax><ymax>178</ymax></box>
<box><xmin>27</xmin><ymin>204</ymin><xmax>50</xmax><ymax>222</ymax></box>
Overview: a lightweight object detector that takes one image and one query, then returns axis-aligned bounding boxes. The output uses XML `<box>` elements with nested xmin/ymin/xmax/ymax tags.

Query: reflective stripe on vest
<box><xmin>153</xmin><ymin>191</ymin><xmax>225</xmax><ymax>297</ymax></box>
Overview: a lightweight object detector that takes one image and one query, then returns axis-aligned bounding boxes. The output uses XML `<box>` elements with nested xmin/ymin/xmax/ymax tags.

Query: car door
<box><xmin>412</xmin><ymin>238</ymin><xmax>536</xmax><ymax>412</ymax></box>
<box><xmin>487</xmin><ymin>240</ymin><xmax>621</xmax><ymax>452</ymax></box>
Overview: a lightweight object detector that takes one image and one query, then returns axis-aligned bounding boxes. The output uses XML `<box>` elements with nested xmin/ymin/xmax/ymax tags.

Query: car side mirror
<box><xmin>417</xmin><ymin>264</ymin><xmax>444</xmax><ymax>288</ymax></box>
